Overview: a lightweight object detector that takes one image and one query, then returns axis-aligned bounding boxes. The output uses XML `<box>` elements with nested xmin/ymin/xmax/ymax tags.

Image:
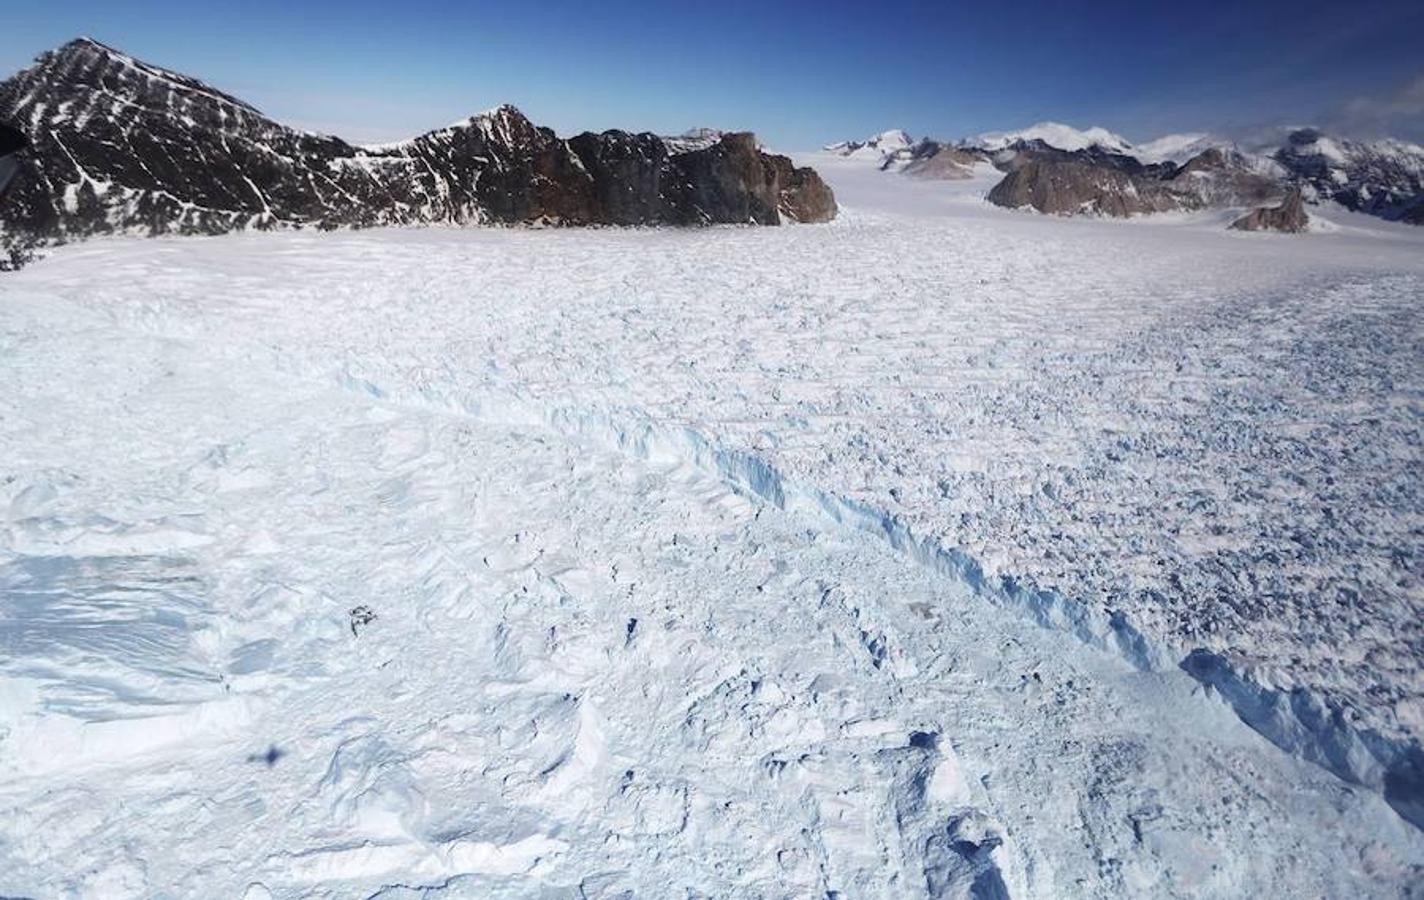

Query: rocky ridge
<box><xmin>985</xmin><ymin>141</ymin><xmax>1283</xmax><ymax>217</ymax></box>
<box><xmin>830</xmin><ymin>121</ymin><xmax>1424</xmax><ymax>227</ymax></box>
<box><xmin>0</xmin><ymin>38</ymin><xmax>836</xmax><ymax>267</ymax></box>
<box><xmin>1273</xmin><ymin>128</ymin><xmax>1424</xmax><ymax>224</ymax></box>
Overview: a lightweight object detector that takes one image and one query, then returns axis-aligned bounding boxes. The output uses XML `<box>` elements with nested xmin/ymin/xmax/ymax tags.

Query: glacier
<box><xmin>1</xmin><ymin>154</ymin><xmax>1423</xmax><ymax>898</ymax></box>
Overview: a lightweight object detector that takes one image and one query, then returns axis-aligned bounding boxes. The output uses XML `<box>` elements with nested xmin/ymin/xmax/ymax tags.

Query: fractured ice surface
<box><xmin>1</xmin><ymin>159</ymin><xmax>1422</xmax><ymax>896</ymax></box>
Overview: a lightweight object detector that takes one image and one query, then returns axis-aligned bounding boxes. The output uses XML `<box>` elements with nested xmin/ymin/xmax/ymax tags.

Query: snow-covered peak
<box><xmin>1269</xmin><ymin>128</ymin><xmax>1424</xmax><ymax>222</ymax></box>
<box><xmin>441</xmin><ymin>103</ymin><xmax>526</xmax><ymax>132</ymax></box>
<box><xmin>1273</xmin><ymin>129</ymin><xmax>1424</xmax><ymax>183</ymax></box>
<box><xmin>1277</xmin><ymin>128</ymin><xmax>1424</xmax><ymax>171</ymax></box>
<box><xmin>1133</xmin><ymin>132</ymin><xmax>1226</xmax><ymax>164</ymax></box>
<box><xmin>824</xmin><ymin>129</ymin><xmax>915</xmax><ymax>158</ymax></box>
<box><xmin>869</xmin><ymin>129</ymin><xmax>913</xmax><ymax>150</ymax></box>
<box><xmin>968</xmin><ymin>122</ymin><xmax>1133</xmax><ymax>155</ymax></box>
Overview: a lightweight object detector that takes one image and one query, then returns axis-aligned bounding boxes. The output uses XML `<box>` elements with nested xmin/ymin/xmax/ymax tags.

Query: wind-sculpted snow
<box><xmin>2</xmin><ymin>159</ymin><xmax>1423</xmax><ymax>896</ymax></box>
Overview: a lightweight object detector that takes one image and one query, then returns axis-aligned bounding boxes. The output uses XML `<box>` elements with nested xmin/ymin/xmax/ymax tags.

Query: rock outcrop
<box><xmin>1230</xmin><ymin>188</ymin><xmax>1310</xmax><ymax>233</ymax></box>
<box><xmin>1168</xmin><ymin>147</ymin><xmax>1285</xmax><ymax>207</ymax></box>
<box><xmin>987</xmin><ymin>145</ymin><xmax>1182</xmax><ymax>216</ymax></box>
<box><xmin>900</xmin><ymin>142</ymin><xmax>987</xmax><ymax>180</ymax></box>
<box><xmin>985</xmin><ymin>141</ymin><xmax>1283</xmax><ymax>218</ymax></box>
<box><xmin>764</xmin><ymin>150</ymin><xmax>838</xmax><ymax>222</ymax></box>
<box><xmin>0</xmin><ymin>38</ymin><xmax>835</xmax><ymax>265</ymax></box>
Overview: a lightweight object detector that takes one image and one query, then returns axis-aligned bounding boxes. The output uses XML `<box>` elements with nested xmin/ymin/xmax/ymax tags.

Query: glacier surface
<box><xmin>1</xmin><ymin>156</ymin><xmax>1423</xmax><ymax>898</ymax></box>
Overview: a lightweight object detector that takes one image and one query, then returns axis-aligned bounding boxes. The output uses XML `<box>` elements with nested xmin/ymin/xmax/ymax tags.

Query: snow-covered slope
<box><xmin>2</xmin><ymin>160</ymin><xmax>1423</xmax><ymax>897</ymax></box>
<box><xmin>1132</xmin><ymin>132</ymin><xmax>1224</xmax><ymax>163</ymax></box>
<box><xmin>661</xmin><ymin>127</ymin><xmax>727</xmax><ymax>154</ymax></box>
<box><xmin>968</xmin><ymin>121</ymin><xmax>1133</xmax><ymax>154</ymax></box>
<box><xmin>825</xmin><ymin>128</ymin><xmax>914</xmax><ymax>155</ymax></box>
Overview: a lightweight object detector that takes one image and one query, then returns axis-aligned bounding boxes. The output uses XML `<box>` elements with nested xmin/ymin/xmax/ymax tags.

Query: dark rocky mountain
<box><xmin>986</xmin><ymin>142</ymin><xmax>1183</xmax><ymax>216</ymax></box>
<box><xmin>985</xmin><ymin>140</ymin><xmax>1283</xmax><ymax>217</ymax></box>
<box><xmin>0</xmin><ymin>38</ymin><xmax>835</xmax><ymax>267</ymax></box>
<box><xmin>1273</xmin><ymin>128</ymin><xmax>1424</xmax><ymax>224</ymax></box>
<box><xmin>1230</xmin><ymin>188</ymin><xmax>1310</xmax><ymax>233</ymax></box>
<box><xmin>0</xmin><ymin>122</ymin><xmax>23</xmax><ymax>200</ymax></box>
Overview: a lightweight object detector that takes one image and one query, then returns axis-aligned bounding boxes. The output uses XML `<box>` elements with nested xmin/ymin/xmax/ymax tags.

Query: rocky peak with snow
<box><xmin>819</xmin><ymin>114</ymin><xmax>1424</xmax><ymax>228</ymax></box>
<box><xmin>825</xmin><ymin>128</ymin><xmax>914</xmax><ymax>155</ymax></box>
<box><xmin>0</xmin><ymin>38</ymin><xmax>835</xmax><ymax>265</ymax></box>
<box><xmin>944</xmin><ymin>119</ymin><xmax>1422</xmax><ymax>227</ymax></box>
<box><xmin>1273</xmin><ymin>128</ymin><xmax>1424</xmax><ymax>224</ymax></box>
<box><xmin>824</xmin><ymin>129</ymin><xmax>919</xmax><ymax>169</ymax></box>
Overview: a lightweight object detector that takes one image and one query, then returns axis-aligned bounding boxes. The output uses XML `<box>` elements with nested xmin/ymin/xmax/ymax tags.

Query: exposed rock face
<box><xmin>1230</xmin><ymin>189</ymin><xmax>1310</xmax><ymax>233</ymax></box>
<box><xmin>0</xmin><ymin>38</ymin><xmax>835</xmax><ymax>263</ymax></box>
<box><xmin>987</xmin><ymin>152</ymin><xmax>1180</xmax><ymax>216</ymax></box>
<box><xmin>1168</xmin><ymin>146</ymin><xmax>1286</xmax><ymax>207</ymax></box>
<box><xmin>1273</xmin><ymin>128</ymin><xmax>1424</xmax><ymax>224</ymax></box>
<box><xmin>899</xmin><ymin>141</ymin><xmax>987</xmax><ymax>180</ymax></box>
<box><xmin>0</xmin><ymin>122</ymin><xmax>23</xmax><ymax>202</ymax></box>
<box><xmin>985</xmin><ymin>141</ymin><xmax>1283</xmax><ymax>218</ymax></box>
<box><xmin>765</xmin><ymin>151</ymin><xmax>838</xmax><ymax>222</ymax></box>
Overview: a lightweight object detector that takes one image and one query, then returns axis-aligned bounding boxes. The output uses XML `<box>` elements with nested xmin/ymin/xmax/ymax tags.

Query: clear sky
<box><xmin>3</xmin><ymin>0</ymin><xmax>1423</xmax><ymax>148</ymax></box>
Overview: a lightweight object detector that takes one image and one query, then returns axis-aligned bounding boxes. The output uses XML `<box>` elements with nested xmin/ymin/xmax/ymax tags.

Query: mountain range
<box><xmin>4</xmin><ymin>36</ymin><xmax>1421</xmax><ymax>270</ymax></box>
<box><xmin>0</xmin><ymin>38</ymin><xmax>838</xmax><ymax>268</ymax></box>
<box><xmin>827</xmin><ymin>121</ymin><xmax>1424</xmax><ymax>228</ymax></box>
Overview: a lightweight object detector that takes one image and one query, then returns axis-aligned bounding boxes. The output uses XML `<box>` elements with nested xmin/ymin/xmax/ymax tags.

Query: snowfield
<box><xmin>2</xmin><ymin>156</ymin><xmax>1423</xmax><ymax>898</ymax></box>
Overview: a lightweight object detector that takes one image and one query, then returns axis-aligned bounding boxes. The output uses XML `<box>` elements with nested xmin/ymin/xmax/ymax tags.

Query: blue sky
<box><xmin>3</xmin><ymin>0</ymin><xmax>1423</xmax><ymax>147</ymax></box>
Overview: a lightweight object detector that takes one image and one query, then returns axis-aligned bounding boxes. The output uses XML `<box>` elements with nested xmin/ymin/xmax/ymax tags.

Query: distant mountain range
<box><xmin>826</xmin><ymin>121</ymin><xmax>1424</xmax><ymax>229</ymax></box>
<box><xmin>968</xmin><ymin>122</ymin><xmax>1134</xmax><ymax>155</ymax></box>
<box><xmin>0</xmin><ymin>38</ymin><xmax>837</xmax><ymax>268</ymax></box>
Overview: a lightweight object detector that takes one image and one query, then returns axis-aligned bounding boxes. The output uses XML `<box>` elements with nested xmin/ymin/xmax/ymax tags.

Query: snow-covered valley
<box><xmin>2</xmin><ymin>156</ymin><xmax>1423</xmax><ymax>898</ymax></box>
